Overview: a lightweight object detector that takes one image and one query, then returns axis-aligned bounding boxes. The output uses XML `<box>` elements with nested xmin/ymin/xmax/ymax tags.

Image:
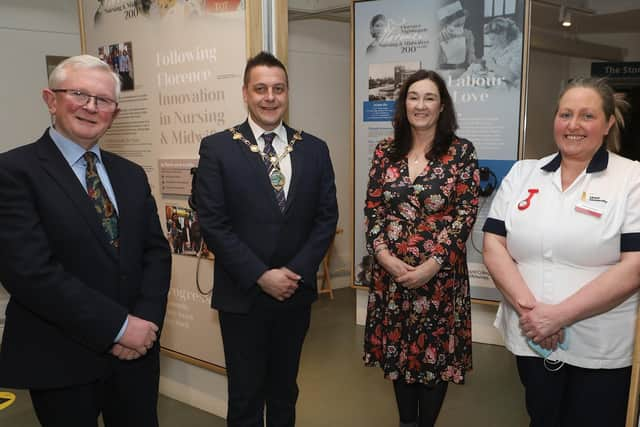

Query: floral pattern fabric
<box><xmin>84</xmin><ymin>152</ymin><xmax>119</xmax><ymax>248</ymax></box>
<box><xmin>363</xmin><ymin>137</ymin><xmax>479</xmax><ymax>385</ymax></box>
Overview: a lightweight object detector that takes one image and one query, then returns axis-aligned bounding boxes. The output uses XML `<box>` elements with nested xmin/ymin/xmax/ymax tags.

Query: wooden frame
<box><xmin>77</xmin><ymin>0</ymin><xmax>86</xmax><ymax>53</ymax></box>
<box><xmin>350</xmin><ymin>1</ymin><xmax>358</xmax><ymax>292</ymax></box>
<box><xmin>518</xmin><ymin>0</ymin><xmax>532</xmax><ymax>159</ymax></box>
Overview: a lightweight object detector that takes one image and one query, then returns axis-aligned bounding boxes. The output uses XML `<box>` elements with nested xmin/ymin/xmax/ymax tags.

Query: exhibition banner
<box><xmin>80</xmin><ymin>0</ymin><xmax>248</xmax><ymax>370</ymax></box>
<box><xmin>353</xmin><ymin>0</ymin><xmax>528</xmax><ymax>300</ymax></box>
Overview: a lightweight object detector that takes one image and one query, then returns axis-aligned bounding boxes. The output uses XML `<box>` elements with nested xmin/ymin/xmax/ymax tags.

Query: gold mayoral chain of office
<box><xmin>229</xmin><ymin>127</ymin><xmax>303</xmax><ymax>192</ymax></box>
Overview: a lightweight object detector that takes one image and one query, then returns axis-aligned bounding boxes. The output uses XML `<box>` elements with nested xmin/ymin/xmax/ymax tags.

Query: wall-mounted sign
<box><xmin>158</xmin><ymin>158</ymin><xmax>198</xmax><ymax>195</ymax></box>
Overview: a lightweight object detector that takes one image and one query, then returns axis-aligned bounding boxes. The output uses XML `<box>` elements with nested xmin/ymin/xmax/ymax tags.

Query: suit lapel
<box><xmin>284</xmin><ymin>125</ymin><xmax>303</xmax><ymax>214</ymax></box>
<box><xmin>236</xmin><ymin>121</ymin><xmax>266</xmax><ymax>174</ymax></box>
<box><xmin>36</xmin><ymin>134</ymin><xmax>118</xmax><ymax>261</ymax></box>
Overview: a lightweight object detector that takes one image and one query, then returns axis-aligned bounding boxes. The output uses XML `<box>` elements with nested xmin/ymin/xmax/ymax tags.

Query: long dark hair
<box><xmin>389</xmin><ymin>69</ymin><xmax>458</xmax><ymax>162</ymax></box>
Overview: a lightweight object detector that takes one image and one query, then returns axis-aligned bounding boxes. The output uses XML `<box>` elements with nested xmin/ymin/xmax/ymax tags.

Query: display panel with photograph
<box><xmin>353</xmin><ymin>0</ymin><xmax>528</xmax><ymax>300</ymax></box>
<box><xmin>80</xmin><ymin>0</ymin><xmax>251</xmax><ymax>371</ymax></box>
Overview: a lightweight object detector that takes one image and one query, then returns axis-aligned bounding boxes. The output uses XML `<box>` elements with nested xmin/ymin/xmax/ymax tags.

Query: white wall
<box><xmin>159</xmin><ymin>357</ymin><xmax>227</xmax><ymax>417</ymax></box>
<box><xmin>0</xmin><ymin>1</ymin><xmax>81</xmax><ymax>151</ymax></box>
<box><xmin>288</xmin><ymin>19</ymin><xmax>352</xmax><ymax>286</ymax></box>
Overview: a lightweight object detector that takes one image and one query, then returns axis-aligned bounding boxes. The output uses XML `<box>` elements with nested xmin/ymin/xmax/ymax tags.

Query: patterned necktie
<box><xmin>262</xmin><ymin>132</ymin><xmax>287</xmax><ymax>212</ymax></box>
<box><xmin>84</xmin><ymin>152</ymin><xmax>119</xmax><ymax>249</ymax></box>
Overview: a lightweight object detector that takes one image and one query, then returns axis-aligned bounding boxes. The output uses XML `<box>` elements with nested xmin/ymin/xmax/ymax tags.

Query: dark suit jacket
<box><xmin>196</xmin><ymin>121</ymin><xmax>338</xmax><ymax>313</ymax></box>
<box><xmin>0</xmin><ymin>129</ymin><xmax>171</xmax><ymax>389</ymax></box>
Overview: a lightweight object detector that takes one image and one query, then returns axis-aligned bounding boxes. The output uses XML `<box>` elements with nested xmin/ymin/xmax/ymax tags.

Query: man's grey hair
<box><xmin>48</xmin><ymin>54</ymin><xmax>121</xmax><ymax>101</ymax></box>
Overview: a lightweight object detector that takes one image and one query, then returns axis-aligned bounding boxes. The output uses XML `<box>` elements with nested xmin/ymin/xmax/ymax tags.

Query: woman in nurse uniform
<box><xmin>483</xmin><ymin>77</ymin><xmax>639</xmax><ymax>427</ymax></box>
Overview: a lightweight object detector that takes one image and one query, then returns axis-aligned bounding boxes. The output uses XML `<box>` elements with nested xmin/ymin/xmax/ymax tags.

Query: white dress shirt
<box><xmin>247</xmin><ymin>116</ymin><xmax>293</xmax><ymax>197</ymax></box>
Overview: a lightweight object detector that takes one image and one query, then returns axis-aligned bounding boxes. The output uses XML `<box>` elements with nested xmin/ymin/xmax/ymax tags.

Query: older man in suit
<box><xmin>196</xmin><ymin>51</ymin><xmax>338</xmax><ymax>427</ymax></box>
<box><xmin>0</xmin><ymin>55</ymin><xmax>171</xmax><ymax>426</ymax></box>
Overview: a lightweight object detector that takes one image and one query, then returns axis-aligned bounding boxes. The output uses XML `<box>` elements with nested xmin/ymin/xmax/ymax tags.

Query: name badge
<box><xmin>575</xmin><ymin>192</ymin><xmax>607</xmax><ymax>218</ymax></box>
<box><xmin>575</xmin><ymin>202</ymin><xmax>604</xmax><ymax>218</ymax></box>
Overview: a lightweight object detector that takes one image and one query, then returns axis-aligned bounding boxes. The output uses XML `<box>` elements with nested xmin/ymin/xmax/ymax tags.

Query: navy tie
<box><xmin>262</xmin><ymin>133</ymin><xmax>286</xmax><ymax>212</ymax></box>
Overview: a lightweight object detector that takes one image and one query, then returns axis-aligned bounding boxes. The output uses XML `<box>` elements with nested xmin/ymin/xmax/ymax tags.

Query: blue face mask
<box><xmin>527</xmin><ymin>328</ymin><xmax>569</xmax><ymax>371</ymax></box>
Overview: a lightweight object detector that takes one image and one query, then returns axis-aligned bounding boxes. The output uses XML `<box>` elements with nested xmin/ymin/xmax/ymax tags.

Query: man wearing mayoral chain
<box><xmin>196</xmin><ymin>51</ymin><xmax>338</xmax><ymax>427</ymax></box>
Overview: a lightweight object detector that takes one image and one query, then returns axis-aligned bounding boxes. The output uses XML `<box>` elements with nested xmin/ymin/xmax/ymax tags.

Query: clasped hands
<box><xmin>257</xmin><ymin>267</ymin><xmax>301</xmax><ymax>302</ymax></box>
<box><xmin>376</xmin><ymin>250</ymin><xmax>440</xmax><ymax>289</ymax></box>
<box><xmin>518</xmin><ymin>299</ymin><xmax>566</xmax><ymax>351</ymax></box>
<box><xmin>110</xmin><ymin>314</ymin><xmax>159</xmax><ymax>361</ymax></box>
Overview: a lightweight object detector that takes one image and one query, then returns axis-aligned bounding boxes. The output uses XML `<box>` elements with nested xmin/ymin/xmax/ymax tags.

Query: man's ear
<box><xmin>42</xmin><ymin>89</ymin><xmax>57</xmax><ymax>114</ymax></box>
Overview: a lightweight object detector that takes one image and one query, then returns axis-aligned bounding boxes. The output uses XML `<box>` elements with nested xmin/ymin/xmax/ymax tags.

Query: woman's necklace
<box><xmin>409</xmin><ymin>153</ymin><xmax>426</xmax><ymax>164</ymax></box>
<box><xmin>408</xmin><ymin>139</ymin><xmax>432</xmax><ymax>165</ymax></box>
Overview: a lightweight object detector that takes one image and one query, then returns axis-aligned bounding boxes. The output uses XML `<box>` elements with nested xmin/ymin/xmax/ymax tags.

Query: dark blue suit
<box><xmin>0</xmin><ymin>130</ymin><xmax>171</xmax><ymax>424</ymax></box>
<box><xmin>196</xmin><ymin>121</ymin><xmax>338</xmax><ymax>426</ymax></box>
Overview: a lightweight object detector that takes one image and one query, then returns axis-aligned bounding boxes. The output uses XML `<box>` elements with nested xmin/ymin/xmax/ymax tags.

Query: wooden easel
<box><xmin>317</xmin><ymin>228</ymin><xmax>344</xmax><ymax>299</ymax></box>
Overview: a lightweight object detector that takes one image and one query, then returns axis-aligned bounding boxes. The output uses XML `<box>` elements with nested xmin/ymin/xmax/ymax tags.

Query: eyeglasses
<box><xmin>51</xmin><ymin>89</ymin><xmax>118</xmax><ymax>112</ymax></box>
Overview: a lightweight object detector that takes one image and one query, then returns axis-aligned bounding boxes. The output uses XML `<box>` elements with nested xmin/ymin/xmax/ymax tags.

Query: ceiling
<box><xmin>289</xmin><ymin>4</ymin><xmax>350</xmax><ymax>22</ymax></box>
<box><xmin>288</xmin><ymin>0</ymin><xmax>640</xmax><ymax>35</ymax></box>
<box><xmin>4</xmin><ymin>0</ymin><xmax>637</xmax><ymax>34</ymax></box>
<box><xmin>531</xmin><ymin>0</ymin><xmax>640</xmax><ymax>34</ymax></box>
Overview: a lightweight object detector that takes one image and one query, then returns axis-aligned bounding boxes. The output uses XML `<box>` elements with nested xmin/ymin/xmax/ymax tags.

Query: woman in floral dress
<box><xmin>363</xmin><ymin>69</ymin><xmax>479</xmax><ymax>427</ymax></box>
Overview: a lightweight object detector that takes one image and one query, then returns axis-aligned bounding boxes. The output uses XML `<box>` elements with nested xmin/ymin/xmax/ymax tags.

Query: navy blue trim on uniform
<box><xmin>540</xmin><ymin>153</ymin><xmax>561</xmax><ymax>172</ymax></box>
<box><xmin>621</xmin><ymin>233</ymin><xmax>640</xmax><ymax>252</ymax></box>
<box><xmin>483</xmin><ymin>217</ymin><xmax>507</xmax><ymax>236</ymax></box>
<box><xmin>586</xmin><ymin>144</ymin><xmax>608</xmax><ymax>173</ymax></box>
<box><xmin>541</xmin><ymin>144</ymin><xmax>608</xmax><ymax>173</ymax></box>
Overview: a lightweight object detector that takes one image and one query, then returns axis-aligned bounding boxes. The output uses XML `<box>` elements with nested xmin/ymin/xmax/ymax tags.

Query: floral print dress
<box><xmin>363</xmin><ymin>137</ymin><xmax>479</xmax><ymax>385</ymax></box>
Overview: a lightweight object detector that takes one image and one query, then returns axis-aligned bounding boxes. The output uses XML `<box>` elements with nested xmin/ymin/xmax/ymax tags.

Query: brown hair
<box><xmin>557</xmin><ymin>77</ymin><xmax>628</xmax><ymax>152</ymax></box>
<box><xmin>243</xmin><ymin>51</ymin><xmax>288</xmax><ymax>87</ymax></box>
